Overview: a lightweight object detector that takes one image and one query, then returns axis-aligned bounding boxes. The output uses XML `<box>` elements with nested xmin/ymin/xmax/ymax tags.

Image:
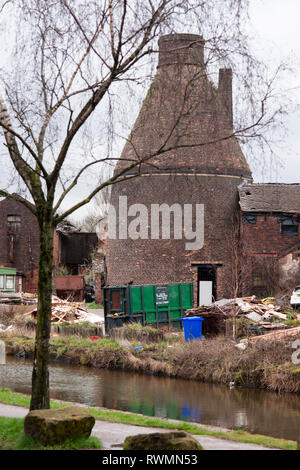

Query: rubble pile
<box><xmin>25</xmin><ymin>295</ymin><xmax>89</xmax><ymax>323</ymax></box>
<box><xmin>235</xmin><ymin>324</ymin><xmax>300</xmax><ymax>350</ymax></box>
<box><xmin>50</xmin><ymin>296</ymin><xmax>88</xmax><ymax>323</ymax></box>
<box><xmin>184</xmin><ymin>296</ymin><xmax>299</xmax><ymax>336</ymax></box>
<box><xmin>246</xmin><ymin>325</ymin><xmax>300</xmax><ymax>344</ymax></box>
<box><xmin>0</xmin><ymin>292</ymin><xmax>103</xmax><ymax>327</ymax></box>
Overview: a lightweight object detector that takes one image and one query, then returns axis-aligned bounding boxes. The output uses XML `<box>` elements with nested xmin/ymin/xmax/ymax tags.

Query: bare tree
<box><xmin>223</xmin><ymin>212</ymin><xmax>253</xmax><ymax>339</ymax></box>
<box><xmin>74</xmin><ymin>185</ymin><xmax>111</xmax><ymax>233</ymax></box>
<box><xmin>0</xmin><ymin>0</ymin><xmax>291</xmax><ymax>410</ymax></box>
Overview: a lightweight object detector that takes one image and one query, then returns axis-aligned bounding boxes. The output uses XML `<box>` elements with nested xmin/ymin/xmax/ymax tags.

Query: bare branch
<box><xmin>0</xmin><ymin>93</ymin><xmax>46</xmax><ymax>203</ymax></box>
<box><xmin>0</xmin><ymin>189</ymin><xmax>37</xmax><ymax>215</ymax></box>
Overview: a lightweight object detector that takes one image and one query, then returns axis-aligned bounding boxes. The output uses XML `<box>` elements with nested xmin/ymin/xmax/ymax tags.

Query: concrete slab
<box><xmin>86</xmin><ymin>309</ymin><xmax>104</xmax><ymax>321</ymax></box>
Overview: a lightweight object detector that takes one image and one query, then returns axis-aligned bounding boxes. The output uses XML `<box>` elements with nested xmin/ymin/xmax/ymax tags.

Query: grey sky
<box><xmin>249</xmin><ymin>0</ymin><xmax>300</xmax><ymax>183</ymax></box>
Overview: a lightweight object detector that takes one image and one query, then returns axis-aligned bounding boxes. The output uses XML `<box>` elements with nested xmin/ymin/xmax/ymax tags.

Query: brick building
<box><xmin>105</xmin><ymin>33</ymin><xmax>252</xmax><ymax>304</ymax></box>
<box><xmin>0</xmin><ymin>199</ymin><xmax>98</xmax><ymax>294</ymax></box>
<box><xmin>0</xmin><ymin>198</ymin><xmax>40</xmax><ymax>293</ymax></box>
<box><xmin>104</xmin><ymin>33</ymin><xmax>300</xmax><ymax>304</ymax></box>
<box><xmin>239</xmin><ymin>183</ymin><xmax>300</xmax><ymax>294</ymax></box>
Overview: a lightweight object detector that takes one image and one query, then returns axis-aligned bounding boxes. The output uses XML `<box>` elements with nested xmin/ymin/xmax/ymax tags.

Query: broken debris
<box><xmin>24</xmin><ymin>295</ymin><xmax>89</xmax><ymax>324</ymax></box>
<box><xmin>235</xmin><ymin>325</ymin><xmax>300</xmax><ymax>349</ymax></box>
<box><xmin>183</xmin><ymin>295</ymin><xmax>293</xmax><ymax>337</ymax></box>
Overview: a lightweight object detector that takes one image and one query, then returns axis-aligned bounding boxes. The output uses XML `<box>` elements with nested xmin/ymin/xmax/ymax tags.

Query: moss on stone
<box><xmin>123</xmin><ymin>431</ymin><xmax>203</xmax><ymax>450</ymax></box>
<box><xmin>24</xmin><ymin>406</ymin><xmax>95</xmax><ymax>445</ymax></box>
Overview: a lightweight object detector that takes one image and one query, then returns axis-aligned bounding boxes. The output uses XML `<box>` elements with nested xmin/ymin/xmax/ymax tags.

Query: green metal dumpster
<box><xmin>103</xmin><ymin>283</ymin><xmax>193</xmax><ymax>332</ymax></box>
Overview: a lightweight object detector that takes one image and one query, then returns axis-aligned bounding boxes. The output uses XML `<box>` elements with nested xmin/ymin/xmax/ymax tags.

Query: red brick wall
<box><xmin>106</xmin><ymin>175</ymin><xmax>245</xmax><ymax>304</ymax></box>
<box><xmin>241</xmin><ymin>214</ymin><xmax>300</xmax><ymax>256</ymax></box>
<box><xmin>0</xmin><ymin>199</ymin><xmax>99</xmax><ymax>295</ymax></box>
<box><xmin>241</xmin><ymin>213</ymin><xmax>300</xmax><ymax>295</ymax></box>
<box><xmin>0</xmin><ymin>199</ymin><xmax>40</xmax><ymax>292</ymax></box>
<box><xmin>22</xmin><ymin>269</ymin><xmax>39</xmax><ymax>294</ymax></box>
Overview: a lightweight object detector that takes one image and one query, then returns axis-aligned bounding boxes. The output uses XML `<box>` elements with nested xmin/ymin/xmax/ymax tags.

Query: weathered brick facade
<box><xmin>105</xmin><ymin>34</ymin><xmax>252</xmax><ymax>303</ymax></box>
<box><xmin>239</xmin><ymin>215</ymin><xmax>300</xmax><ymax>295</ymax></box>
<box><xmin>239</xmin><ymin>184</ymin><xmax>300</xmax><ymax>294</ymax></box>
<box><xmin>241</xmin><ymin>214</ymin><xmax>300</xmax><ymax>257</ymax></box>
<box><xmin>0</xmin><ymin>198</ymin><xmax>40</xmax><ymax>292</ymax></box>
<box><xmin>0</xmin><ymin>199</ymin><xmax>98</xmax><ymax>294</ymax></box>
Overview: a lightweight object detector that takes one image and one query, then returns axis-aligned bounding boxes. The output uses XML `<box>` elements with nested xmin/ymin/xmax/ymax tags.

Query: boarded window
<box><xmin>242</xmin><ymin>214</ymin><xmax>257</xmax><ymax>224</ymax></box>
<box><xmin>7</xmin><ymin>215</ymin><xmax>21</xmax><ymax>231</ymax></box>
<box><xmin>280</xmin><ymin>217</ymin><xmax>298</xmax><ymax>237</ymax></box>
<box><xmin>281</xmin><ymin>223</ymin><xmax>298</xmax><ymax>237</ymax></box>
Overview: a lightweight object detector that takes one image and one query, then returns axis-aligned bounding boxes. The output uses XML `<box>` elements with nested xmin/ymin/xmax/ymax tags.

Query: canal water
<box><xmin>1</xmin><ymin>355</ymin><xmax>299</xmax><ymax>441</ymax></box>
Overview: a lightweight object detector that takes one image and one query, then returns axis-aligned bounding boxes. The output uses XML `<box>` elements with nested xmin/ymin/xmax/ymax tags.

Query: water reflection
<box><xmin>1</xmin><ymin>356</ymin><xmax>299</xmax><ymax>441</ymax></box>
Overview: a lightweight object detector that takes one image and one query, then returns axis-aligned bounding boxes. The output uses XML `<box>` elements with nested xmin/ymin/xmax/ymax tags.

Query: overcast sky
<box><xmin>248</xmin><ymin>0</ymin><xmax>300</xmax><ymax>184</ymax></box>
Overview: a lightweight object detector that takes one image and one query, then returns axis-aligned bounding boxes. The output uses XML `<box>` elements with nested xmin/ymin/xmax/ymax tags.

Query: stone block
<box><xmin>24</xmin><ymin>406</ymin><xmax>95</xmax><ymax>445</ymax></box>
<box><xmin>123</xmin><ymin>431</ymin><xmax>203</xmax><ymax>450</ymax></box>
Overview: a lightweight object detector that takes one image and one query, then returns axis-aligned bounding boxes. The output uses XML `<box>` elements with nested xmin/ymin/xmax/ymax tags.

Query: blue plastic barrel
<box><xmin>181</xmin><ymin>316</ymin><xmax>204</xmax><ymax>341</ymax></box>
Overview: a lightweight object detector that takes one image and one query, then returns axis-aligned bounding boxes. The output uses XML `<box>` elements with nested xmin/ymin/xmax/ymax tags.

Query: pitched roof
<box><xmin>238</xmin><ymin>183</ymin><xmax>300</xmax><ymax>213</ymax></box>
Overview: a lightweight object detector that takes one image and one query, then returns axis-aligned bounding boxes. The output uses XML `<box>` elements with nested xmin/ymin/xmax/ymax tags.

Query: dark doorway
<box><xmin>197</xmin><ymin>265</ymin><xmax>217</xmax><ymax>306</ymax></box>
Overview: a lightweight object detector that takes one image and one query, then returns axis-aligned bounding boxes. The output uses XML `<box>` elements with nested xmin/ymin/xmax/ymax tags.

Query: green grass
<box><xmin>50</xmin><ymin>335</ymin><xmax>122</xmax><ymax>351</ymax></box>
<box><xmin>0</xmin><ymin>388</ymin><xmax>67</xmax><ymax>409</ymax></box>
<box><xmin>283</xmin><ymin>319</ymin><xmax>300</xmax><ymax>327</ymax></box>
<box><xmin>6</xmin><ymin>337</ymin><xmax>34</xmax><ymax>345</ymax></box>
<box><xmin>85</xmin><ymin>302</ymin><xmax>102</xmax><ymax>309</ymax></box>
<box><xmin>53</xmin><ymin>321</ymin><xmax>99</xmax><ymax>329</ymax></box>
<box><xmin>0</xmin><ymin>416</ymin><xmax>102</xmax><ymax>450</ymax></box>
<box><xmin>125</xmin><ymin>322</ymin><xmax>157</xmax><ymax>334</ymax></box>
<box><xmin>0</xmin><ymin>388</ymin><xmax>297</xmax><ymax>450</ymax></box>
<box><xmin>221</xmin><ymin>430</ymin><xmax>296</xmax><ymax>450</ymax></box>
<box><xmin>85</xmin><ymin>407</ymin><xmax>297</xmax><ymax>450</ymax></box>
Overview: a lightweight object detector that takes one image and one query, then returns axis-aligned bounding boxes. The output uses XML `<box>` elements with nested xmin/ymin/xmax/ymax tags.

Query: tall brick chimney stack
<box><xmin>218</xmin><ymin>68</ymin><xmax>233</xmax><ymax>129</ymax></box>
<box><xmin>158</xmin><ymin>33</ymin><xmax>205</xmax><ymax>68</ymax></box>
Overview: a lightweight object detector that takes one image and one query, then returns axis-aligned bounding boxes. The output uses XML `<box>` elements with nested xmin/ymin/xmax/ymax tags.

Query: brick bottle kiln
<box><xmin>105</xmin><ymin>34</ymin><xmax>252</xmax><ymax>305</ymax></box>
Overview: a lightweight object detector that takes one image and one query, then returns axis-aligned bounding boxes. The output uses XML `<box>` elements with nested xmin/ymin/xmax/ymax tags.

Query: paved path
<box><xmin>85</xmin><ymin>309</ymin><xmax>105</xmax><ymax>334</ymax></box>
<box><xmin>0</xmin><ymin>402</ymin><xmax>277</xmax><ymax>450</ymax></box>
<box><xmin>86</xmin><ymin>308</ymin><xmax>104</xmax><ymax>321</ymax></box>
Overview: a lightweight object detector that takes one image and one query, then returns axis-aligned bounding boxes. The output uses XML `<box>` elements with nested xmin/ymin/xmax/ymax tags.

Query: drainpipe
<box><xmin>8</xmin><ymin>232</ymin><xmax>14</xmax><ymax>264</ymax></box>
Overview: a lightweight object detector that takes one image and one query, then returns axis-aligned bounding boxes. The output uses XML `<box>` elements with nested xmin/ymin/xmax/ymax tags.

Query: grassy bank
<box><xmin>170</xmin><ymin>335</ymin><xmax>300</xmax><ymax>393</ymax></box>
<box><xmin>0</xmin><ymin>415</ymin><xmax>102</xmax><ymax>450</ymax></box>
<box><xmin>2</xmin><ymin>323</ymin><xmax>300</xmax><ymax>393</ymax></box>
<box><xmin>0</xmin><ymin>388</ymin><xmax>297</xmax><ymax>450</ymax></box>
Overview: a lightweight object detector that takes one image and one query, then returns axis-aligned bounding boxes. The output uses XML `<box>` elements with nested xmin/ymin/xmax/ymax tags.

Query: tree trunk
<box><xmin>30</xmin><ymin>216</ymin><xmax>54</xmax><ymax>410</ymax></box>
